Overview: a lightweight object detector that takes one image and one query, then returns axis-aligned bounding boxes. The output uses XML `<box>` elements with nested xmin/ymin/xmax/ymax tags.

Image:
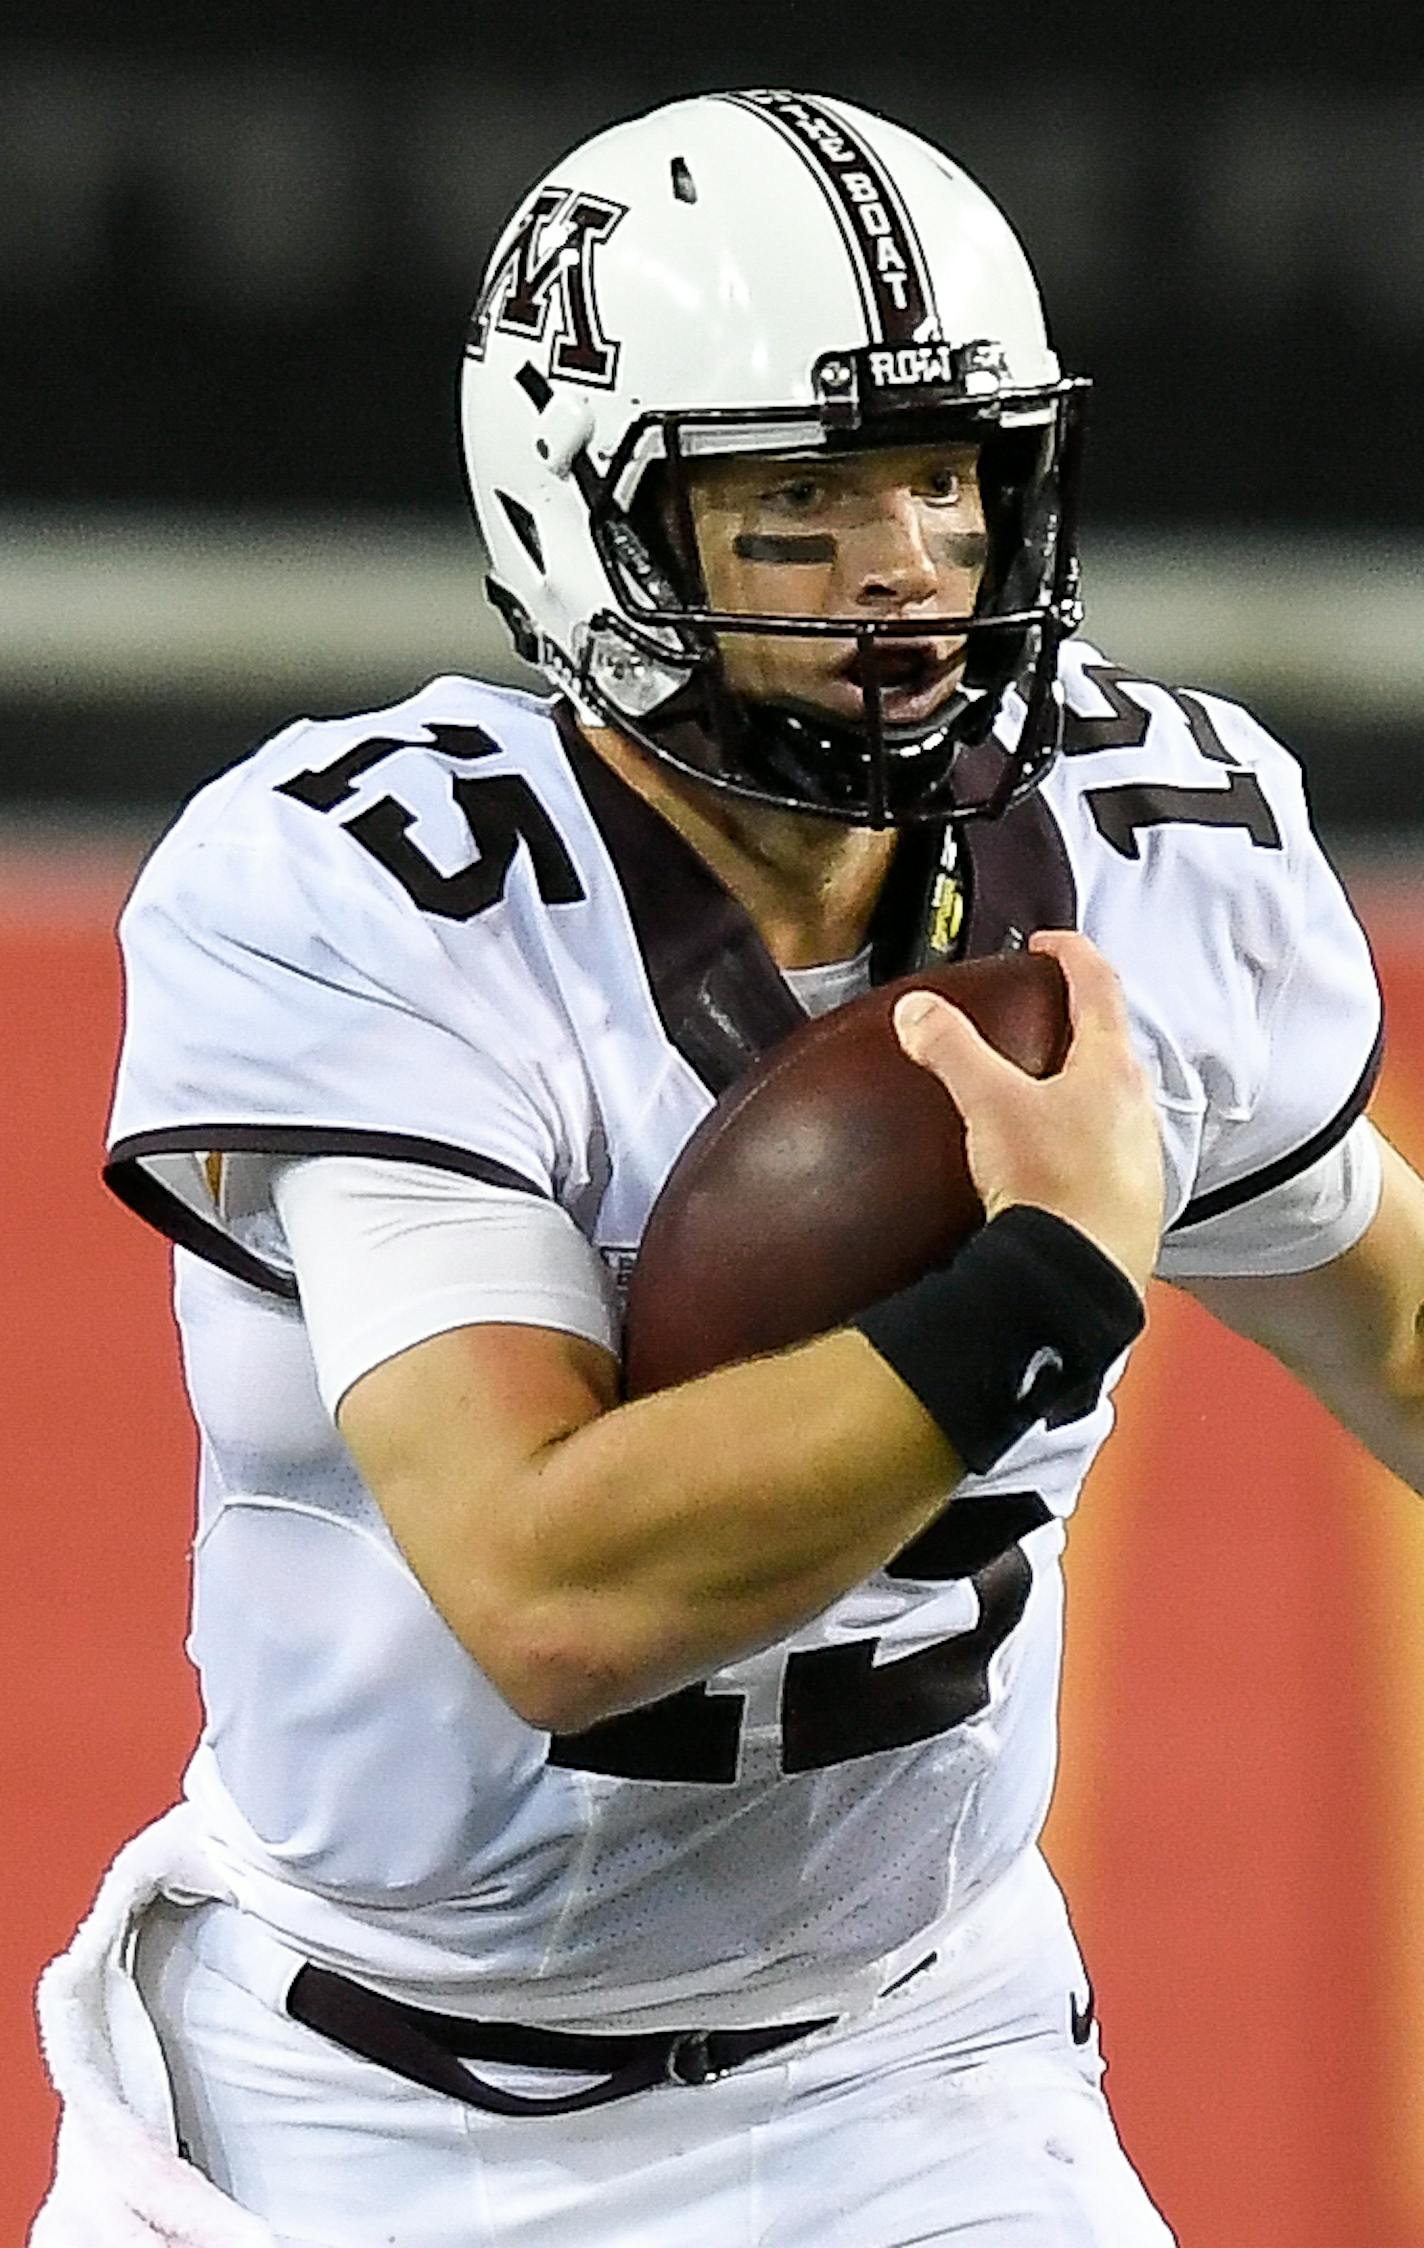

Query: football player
<box><xmin>33</xmin><ymin>90</ymin><xmax>1424</xmax><ymax>2248</ymax></box>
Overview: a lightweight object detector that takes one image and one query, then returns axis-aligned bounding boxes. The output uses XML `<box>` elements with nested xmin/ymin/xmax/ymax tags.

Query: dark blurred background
<box><xmin>4</xmin><ymin>0</ymin><xmax>1422</xmax><ymax>840</ymax></box>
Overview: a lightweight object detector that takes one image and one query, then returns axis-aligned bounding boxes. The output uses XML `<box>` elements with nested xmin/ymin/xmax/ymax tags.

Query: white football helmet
<box><xmin>461</xmin><ymin>90</ymin><xmax>1087</xmax><ymax>826</ymax></box>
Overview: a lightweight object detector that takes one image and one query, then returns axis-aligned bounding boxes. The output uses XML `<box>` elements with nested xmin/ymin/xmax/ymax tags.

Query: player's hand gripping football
<box><xmin>893</xmin><ymin>930</ymin><xmax>1165</xmax><ymax>1296</ymax></box>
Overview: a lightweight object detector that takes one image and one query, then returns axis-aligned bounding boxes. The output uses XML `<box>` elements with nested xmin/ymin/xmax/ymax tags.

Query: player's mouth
<box><xmin>832</xmin><ymin>639</ymin><xmax>961</xmax><ymax>725</ymax></box>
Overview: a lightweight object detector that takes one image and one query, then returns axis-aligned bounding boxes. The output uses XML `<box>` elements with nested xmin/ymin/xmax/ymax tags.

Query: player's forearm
<box><xmin>489</xmin><ymin>1330</ymin><xmax>962</xmax><ymax>1732</ymax></box>
<box><xmin>1263</xmin><ymin>1332</ymin><xmax>1424</xmax><ymax>1496</ymax></box>
<box><xmin>340</xmin><ymin>1312</ymin><xmax>960</xmax><ymax>1733</ymax></box>
<box><xmin>354</xmin><ymin>1208</ymin><xmax>1143</xmax><ymax>1732</ymax></box>
<box><xmin>1185</xmin><ymin>1135</ymin><xmax>1424</xmax><ymax>1500</ymax></box>
<box><xmin>454</xmin><ymin>1212</ymin><xmax>1142</xmax><ymax>1728</ymax></box>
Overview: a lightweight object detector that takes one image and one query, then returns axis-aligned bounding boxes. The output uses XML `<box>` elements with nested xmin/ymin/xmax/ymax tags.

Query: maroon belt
<box><xmin>286</xmin><ymin>1950</ymin><xmax>933</xmax><ymax>2117</ymax></box>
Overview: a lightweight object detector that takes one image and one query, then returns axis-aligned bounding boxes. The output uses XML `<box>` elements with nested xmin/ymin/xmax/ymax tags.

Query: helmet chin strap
<box><xmin>561</xmin><ymin>574</ymin><xmax>1047</xmax><ymax>828</ymax></box>
<box><xmin>740</xmin><ymin>612</ymin><xmax>1018</xmax><ymax>824</ymax></box>
<box><xmin>740</xmin><ymin>708</ymin><xmax>979</xmax><ymax>827</ymax></box>
<box><xmin>648</xmin><ymin>669</ymin><xmax>979</xmax><ymax>828</ymax></box>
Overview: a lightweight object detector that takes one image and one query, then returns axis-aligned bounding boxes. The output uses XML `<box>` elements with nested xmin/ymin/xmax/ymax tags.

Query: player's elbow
<box><xmin>481</xmin><ymin>1612</ymin><xmax>648</xmax><ymax>1735</ymax></box>
<box><xmin>443</xmin><ymin>1537</ymin><xmax>647</xmax><ymax>1738</ymax></box>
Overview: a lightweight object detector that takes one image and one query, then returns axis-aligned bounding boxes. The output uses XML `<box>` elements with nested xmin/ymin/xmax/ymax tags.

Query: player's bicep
<box><xmin>273</xmin><ymin>1154</ymin><xmax>621</xmax><ymax>1661</ymax></box>
<box><xmin>337</xmin><ymin>1321</ymin><xmax>618</xmax><ymax>1630</ymax></box>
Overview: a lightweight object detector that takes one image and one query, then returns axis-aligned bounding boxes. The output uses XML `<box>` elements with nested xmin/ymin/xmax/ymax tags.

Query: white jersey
<box><xmin>105</xmin><ymin>643</ymin><xmax>1381</xmax><ymax>2030</ymax></box>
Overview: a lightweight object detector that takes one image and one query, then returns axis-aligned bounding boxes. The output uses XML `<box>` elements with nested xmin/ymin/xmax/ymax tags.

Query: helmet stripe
<box><xmin>715</xmin><ymin>90</ymin><xmax>939</xmax><ymax>347</ymax></box>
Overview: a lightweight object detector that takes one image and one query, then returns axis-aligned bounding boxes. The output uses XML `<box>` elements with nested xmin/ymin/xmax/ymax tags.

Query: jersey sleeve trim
<box><xmin>1168</xmin><ymin>1018</ymin><xmax>1383</xmax><ymax>1233</ymax></box>
<box><xmin>104</xmin><ymin>1147</ymin><xmax>300</xmax><ymax>1300</ymax></box>
<box><xmin>108</xmin><ymin>1125</ymin><xmax>549</xmax><ymax>1197</ymax></box>
<box><xmin>104</xmin><ymin>1127</ymin><xmax>551</xmax><ymax>1298</ymax></box>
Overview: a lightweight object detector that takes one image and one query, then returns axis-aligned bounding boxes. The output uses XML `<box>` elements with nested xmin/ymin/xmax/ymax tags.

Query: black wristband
<box><xmin>850</xmin><ymin>1206</ymin><xmax>1145</xmax><ymax>1475</ymax></box>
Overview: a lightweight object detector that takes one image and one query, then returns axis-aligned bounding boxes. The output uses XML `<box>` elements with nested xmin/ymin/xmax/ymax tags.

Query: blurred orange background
<box><xmin>6</xmin><ymin>848</ymin><xmax>1424</xmax><ymax>2247</ymax></box>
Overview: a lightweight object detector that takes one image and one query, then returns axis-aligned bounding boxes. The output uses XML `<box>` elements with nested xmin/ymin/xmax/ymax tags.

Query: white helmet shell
<box><xmin>462</xmin><ymin>91</ymin><xmax>1061</xmax><ymax>718</ymax></box>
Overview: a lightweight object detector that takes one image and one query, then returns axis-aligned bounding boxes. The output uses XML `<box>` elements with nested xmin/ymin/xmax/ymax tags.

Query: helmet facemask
<box><xmin>567</xmin><ymin>349</ymin><xmax>1088</xmax><ymax>829</ymax></box>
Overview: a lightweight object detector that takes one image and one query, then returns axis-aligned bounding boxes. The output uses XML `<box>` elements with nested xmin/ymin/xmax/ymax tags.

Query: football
<box><xmin>623</xmin><ymin>948</ymin><xmax>1070</xmax><ymax>1396</ymax></box>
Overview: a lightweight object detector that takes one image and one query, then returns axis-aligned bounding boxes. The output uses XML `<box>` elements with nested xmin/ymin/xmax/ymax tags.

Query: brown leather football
<box><xmin>622</xmin><ymin>948</ymin><xmax>1070</xmax><ymax>1397</ymax></box>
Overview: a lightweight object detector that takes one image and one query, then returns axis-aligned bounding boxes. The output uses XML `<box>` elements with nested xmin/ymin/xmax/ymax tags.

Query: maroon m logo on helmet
<box><xmin>466</xmin><ymin>187</ymin><xmax>627</xmax><ymax>387</ymax></box>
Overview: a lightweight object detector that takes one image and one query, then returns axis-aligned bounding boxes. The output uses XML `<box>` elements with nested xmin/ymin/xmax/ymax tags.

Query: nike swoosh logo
<box><xmin>1017</xmin><ymin>1345</ymin><xmax>1065</xmax><ymax>1403</ymax></box>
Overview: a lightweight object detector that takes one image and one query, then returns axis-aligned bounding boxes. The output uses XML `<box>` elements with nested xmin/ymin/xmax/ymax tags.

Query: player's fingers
<box><xmin>892</xmin><ymin>989</ymin><xmax>1020</xmax><ymax>1102</ymax></box>
<box><xmin>1028</xmin><ymin>929</ymin><xmax>1133</xmax><ymax>1054</ymax></box>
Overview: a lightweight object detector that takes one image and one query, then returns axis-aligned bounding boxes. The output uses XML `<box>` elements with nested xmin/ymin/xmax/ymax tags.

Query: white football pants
<box><xmin>122</xmin><ymin>1880</ymin><xmax>1176</xmax><ymax>2248</ymax></box>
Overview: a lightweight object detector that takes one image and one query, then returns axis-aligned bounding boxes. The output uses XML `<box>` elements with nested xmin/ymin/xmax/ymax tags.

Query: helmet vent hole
<box><xmin>496</xmin><ymin>489</ymin><xmax>544</xmax><ymax>574</ymax></box>
<box><xmin>670</xmin><ymin>157</ymin><xmax>698</xmax><ymax>205</ymax></box>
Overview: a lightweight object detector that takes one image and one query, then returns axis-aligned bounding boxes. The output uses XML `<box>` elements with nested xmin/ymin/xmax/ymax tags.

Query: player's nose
<box><xmin>845</xmin><ymin>489</ymin><xmax>939</xmax><ymax>609</ymax></box>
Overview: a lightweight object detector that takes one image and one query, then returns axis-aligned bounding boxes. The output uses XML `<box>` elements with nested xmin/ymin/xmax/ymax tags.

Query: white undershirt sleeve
<box><xmin>271</xmin><ymin>1155</ymin><xmax>619</xmax><ymax>1417</ymax></box>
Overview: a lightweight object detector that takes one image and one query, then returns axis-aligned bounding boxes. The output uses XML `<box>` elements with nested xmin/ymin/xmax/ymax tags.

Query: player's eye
<box><xmin>763</xmin><ymin>476</ymin><xmax>829</xmax><ymax>515</ymax></box>
<box><xmin>916</xmin><ymin>465</ymin><xmax>963</xmax><ymax>504</ymax></box>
